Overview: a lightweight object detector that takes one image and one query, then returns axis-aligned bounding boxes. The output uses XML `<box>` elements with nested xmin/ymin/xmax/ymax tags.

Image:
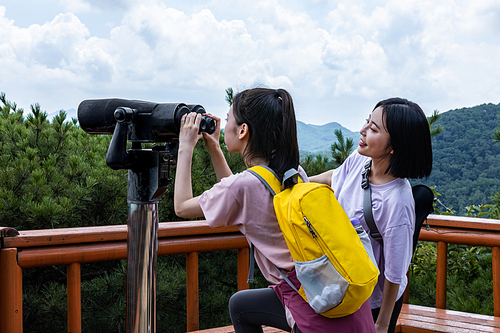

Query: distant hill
<box><xmin>47</xmin><ymin>108</ymin><xmax>77</xmax><ymax>121</ymax></box>
<box><xmin>413</xmin><ymin>103</ymin><xmax>500</xmax><ymax>215</ymax></box>
<box><xmin>297</xmin><ymin>121</ymin><xmax>358</xmax><ymax>156</ymax></box>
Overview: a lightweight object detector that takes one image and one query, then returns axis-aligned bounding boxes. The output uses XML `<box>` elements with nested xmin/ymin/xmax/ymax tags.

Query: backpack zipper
<box><xmin>303</xmin><ymin>216</ymin><xmax>317</xmax><ymax>238</ymax></box>
<box><xmin>303</xmin><ymin>213</ymin><xmax>349</xmax><ymax>278</ymax></box>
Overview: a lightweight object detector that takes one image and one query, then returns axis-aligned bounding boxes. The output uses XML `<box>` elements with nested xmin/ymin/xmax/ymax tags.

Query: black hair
<box><xmin>232</xmin><ymin>88</ymin><xmax>299</xmax><ymax>185</ymax></box>
<box><xmin>374</xmin><ymin>97</ymin><xmax>433</xmax><ymax>179</ymax></box>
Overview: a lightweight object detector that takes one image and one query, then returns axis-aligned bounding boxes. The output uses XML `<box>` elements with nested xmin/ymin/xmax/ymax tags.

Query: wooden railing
<box><xmin>1</xmin><ymin>214</ymin><xmax>500</xmax><ymax>333</ymax></box>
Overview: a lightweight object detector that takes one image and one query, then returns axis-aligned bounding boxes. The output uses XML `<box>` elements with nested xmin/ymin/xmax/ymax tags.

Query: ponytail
<box><xmin>232</xmin><ymin>88</ymin><xmax>299</xmax><ymax>182</ymax></box>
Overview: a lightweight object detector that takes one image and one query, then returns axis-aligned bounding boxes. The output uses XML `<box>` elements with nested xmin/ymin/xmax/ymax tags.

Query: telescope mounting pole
<box><xmin>107</xmin><ymin>118</ymin><xmax>175</xmax><ymax>333</ymax></box>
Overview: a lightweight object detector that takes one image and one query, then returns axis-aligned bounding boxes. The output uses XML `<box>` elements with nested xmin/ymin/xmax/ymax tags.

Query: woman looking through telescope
<box><xmin>173</xmin><ymin>88</ymin><xmax>375</xmax><ymax>333</ymax></box>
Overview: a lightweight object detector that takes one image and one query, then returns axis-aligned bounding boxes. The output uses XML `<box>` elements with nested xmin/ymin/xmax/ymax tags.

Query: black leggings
<box><xmin>371</xmin><ymin>295</ymin><xmax>404</xmax><ymax>333</ymax></box>
<box><xmin>229</xmin><ymin>288</ymin><xmax>301</xmax><ymax>333</ymax></box>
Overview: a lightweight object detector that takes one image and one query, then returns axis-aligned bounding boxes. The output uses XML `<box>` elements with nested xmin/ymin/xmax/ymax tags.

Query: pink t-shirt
<box><xmin>331</xmin><ymin>151</ymin><xmax>415</xmax><ymax>308</ymax></box>
<box><xmin>199</xmin><ymin>168</ymin><xmax>307</xmax><ymax>284</ymax></box>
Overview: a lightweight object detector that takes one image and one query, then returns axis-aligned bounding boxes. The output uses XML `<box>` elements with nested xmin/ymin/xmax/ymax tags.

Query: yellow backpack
<box><xmin>248</xmin><ymin>165</ymin><xmax>379</xmax><ymax>318</ymax></box>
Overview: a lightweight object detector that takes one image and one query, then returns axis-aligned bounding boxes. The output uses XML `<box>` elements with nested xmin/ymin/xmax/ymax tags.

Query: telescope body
<box><xmin>77</xmin><ymin>98</ymin><xmax>213</xmax><ymax>142</ymax></box>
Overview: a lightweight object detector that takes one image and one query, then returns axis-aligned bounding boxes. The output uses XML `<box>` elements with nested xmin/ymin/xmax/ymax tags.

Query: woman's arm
<box><xmin>375</xmin><ymin>278</ymin><xmax>400</xmax><ymax>333</ymax></box>
<box><xmin>201</xmin><ymin>114</ymin><xmax>232</xmax><ymax>181</ymax></box>
<box><xmin>174</xmin><ymin>112</ymin><xmax>204</xmax><ymax>218</ymax></box>
<box><xmin>308</xmin><ymin>169</ymin><xmax>333</xmax><ymax>186</ymax></box>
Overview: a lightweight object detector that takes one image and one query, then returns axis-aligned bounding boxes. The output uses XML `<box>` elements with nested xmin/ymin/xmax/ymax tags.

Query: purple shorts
<box><xmin>272</xmin><ymin>270</ymin><xmax>376</xmax><ymax>333</ymax></box>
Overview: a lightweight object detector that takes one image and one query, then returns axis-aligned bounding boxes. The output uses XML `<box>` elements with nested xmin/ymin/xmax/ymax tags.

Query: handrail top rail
<box><xmin>427</xmin><ymin>214</ymin><xmax>500</xmax><ymax>231</ymax></box>
<box><xmin>1</xmin><ymin>221</ymin><xmax>239</xmax><ymax>249</ymax></box>
<box><xmin>2</xmin><ymin>214</ymin><xmax>500</xmax><ymax>249</ymax></box>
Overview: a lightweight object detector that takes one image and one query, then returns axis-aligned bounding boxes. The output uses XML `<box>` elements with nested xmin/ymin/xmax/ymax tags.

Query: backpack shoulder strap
<box><xmin>361</xmin><ymin>160</ymin><xmax>384</xmax><ymax>246</ymax></box>
<box><xmin>245</xmin><ymin>165</ymin><xmax>303</xmax><ymax>287</ymax></box>
<box><xmin>247</xmin><ymin>165</ymin><xmax>282</xmax><ymax>196</ymax></box>
<box><xmin>411</xmin><ymin>184</ymin><xmax>434</xmax><ymax>254</ymax></box>
<box><xmin>244</xmin><ymin>166</ymin><xmax>281</xmax><ymax>284</ymax></box>
<box><xmin>248</xmin><ymin>165</ymin><xmax>304</xmax><ymax>194</ymax></box>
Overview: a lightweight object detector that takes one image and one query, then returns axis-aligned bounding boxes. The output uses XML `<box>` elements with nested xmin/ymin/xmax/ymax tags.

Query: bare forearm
<box><xmin>173</xmin><ymin>112</ymin><xmax>204</xmax><ymax>218</ymax></box>
<box><xmin>208</xmin><ymin>145</ymin><xmax>232</xmax><ymax>181</ymax></box>
<box><xmin>174</xmin><ymin>147</ymin><xmax>199</xmax><ymax>217</ymax></box>
<box><xmin>174</xmin><ymin>147</ymin><xmax>194</xmax><ymax>206</ymax></box>
<box><xmin>309</xmin><ymin>169</ymin><xmax>333</xmax><ymax>186</ymax></box>
<box><xmin>375</xmin><ymin>279</ymin><xmax>400</xmax><ymax>333</ymax></box>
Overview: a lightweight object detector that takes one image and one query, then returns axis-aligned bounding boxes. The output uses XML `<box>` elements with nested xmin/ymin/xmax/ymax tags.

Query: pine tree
<box><xmin>429</xmin><ymin>110</ymin><xmax>443</xmax><ymax>137</ymax></box>
<box><xmin>330</xmin><ymin>129</ymin><xmax>354</xmax><ymax>167</ymax></box>
<box><xmin>0</xmin><ymin>92</ymin><xmax>128</xmax><ymax>230</ymax></box>
<box><xmin>225</xmin><ymin>87</ymin><xmax>234</xmax><ymax>106</ymax></box>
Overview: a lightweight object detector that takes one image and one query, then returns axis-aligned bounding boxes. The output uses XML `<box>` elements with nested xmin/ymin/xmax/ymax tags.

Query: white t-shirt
<box><xmin>330</xmin><ymin>151</ymin><xmax>415</xmax><ymax>308</ymax></box>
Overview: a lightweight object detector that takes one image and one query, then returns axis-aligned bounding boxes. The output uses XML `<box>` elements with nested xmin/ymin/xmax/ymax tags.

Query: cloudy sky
<box><xmin>1</xmin><ymin>0</ymin><xmax>499</xmax><ymax>131</ymax></box>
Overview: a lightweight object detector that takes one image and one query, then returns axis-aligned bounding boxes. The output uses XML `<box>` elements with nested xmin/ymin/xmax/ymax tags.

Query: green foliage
<box><xmin>410</xmin><ymin>242</ymin><xmax>437</xmax><ymax>277</ymax></box>
<box><xmin>225</xmin><ymin>87</ymin><xmax>234</xmax><ymax>106</ymax></box>
<box><xmin>330</xmin><ymin>129</ymin><xmax>354</xmax><ymax>167</ymax></box>
<box><xmin>494</xmin><ymin>112</ymin><xmax>500</xmax><ymax>142</ymax></box>
<box><xmin>490</xmin><ymin>112</ymin><xmax>500</xmax><ymax>219</ymax></box>
<box><xmin>300</xmin><ymin>154</ymin><xmax>329</xmax><ymax>176</ymax></box>
<box><xmin>0</xmin><ymin>92</ymin><xmax>128</xmax><ymax>230</ymax></box>
<box><xmin>428</xmin><ymin>110</ymin><xmax>443</xmax><ymax>137</ymax></box>
<box><xmin>490</xmin><ymin>190</ymin><xmax>500</xmax><ymax>219</ymax></box>
<box><xmin>23</xmin><ymin>281</ymin><xmax>68</xmax><ymax>332</ymax></box>
<box><xmin>465</xmin><ymin>204</ymin><xmax>492</xmax><ymax>218</ymax></box>
<box><xmin>408</xmin><ymin>243</ymin><xmax>437</xmax><ymax>307</ymax></box>
<box><xmin>412</xmin><ymin>103</ymin><xmax>500</xmax><ymax>216</ymax></box>
<box><xmin>409</xmin><ymin>242</ymin><xmax>494</xmax><ymax>315</ymax></box>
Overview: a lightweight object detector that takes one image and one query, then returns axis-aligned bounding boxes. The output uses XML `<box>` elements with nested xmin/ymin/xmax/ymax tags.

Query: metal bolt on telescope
<box><xmin>77</xmin><ymin>98</ymin><xmax>215</xmax><ymax>333</ymax></box>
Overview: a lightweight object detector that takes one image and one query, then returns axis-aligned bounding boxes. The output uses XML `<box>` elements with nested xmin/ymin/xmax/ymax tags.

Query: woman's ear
<box><xmin>238</xmin><ymin>123</ymin><xmax>249</xmax><ymax>140</ymax></box>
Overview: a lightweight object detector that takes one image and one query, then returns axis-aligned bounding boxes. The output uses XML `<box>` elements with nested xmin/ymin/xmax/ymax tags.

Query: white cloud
<box><xmin>0</xmin><ymin>0</ymin><xmax>499</xmax><ymax>131</ymax></box>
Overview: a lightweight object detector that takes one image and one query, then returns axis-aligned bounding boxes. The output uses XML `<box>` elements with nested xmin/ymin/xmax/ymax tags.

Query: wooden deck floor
<box><xmin>397</xmin><ymin>304</ymin><xmax>500</xmax><ymax>332</ymax></box>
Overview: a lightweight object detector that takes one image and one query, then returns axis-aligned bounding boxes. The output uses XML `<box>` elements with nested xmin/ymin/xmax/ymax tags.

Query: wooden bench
<box><xmin>396</xmin><ymin>304</ymin><xmax>500</xmax><ymax>332</ymax></box>
<box><xmin>192</xmin><ymin>304</ymin><xmax>500</xmax><ymax>333</ymax></box>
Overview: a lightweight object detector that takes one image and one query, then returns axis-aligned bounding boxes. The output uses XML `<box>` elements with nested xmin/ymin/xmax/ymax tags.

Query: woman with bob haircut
<box><xmin>174</xmin><ymin>88</ymin><xmax>376</xmax><ymax>332</ymax></box>
<box><xmin>311</xmin><ymin>97</ymin><xmax>432</xmax><ymax>333</ymax></box>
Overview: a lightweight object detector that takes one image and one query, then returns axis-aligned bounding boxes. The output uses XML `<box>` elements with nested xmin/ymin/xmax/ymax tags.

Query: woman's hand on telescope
<box><xmin>201</xmin><ymin>113</ymin><xmax>232</xmax><ymax>181</ymax></box>
<box><xmin>201</xmin><ymin>113</ymin><xmax>221</xmax><ymax>151</ymax></box>
<box><xmin>179</xmin><ymin>112</ymin><xmax>203</xmax><ymax>151</ymax></box>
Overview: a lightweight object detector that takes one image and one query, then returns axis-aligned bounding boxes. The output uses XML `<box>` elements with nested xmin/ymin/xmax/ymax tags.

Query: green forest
<box><xmin>413</xmin><ymin>103</ymin><xmax>500</xmax><ymax>216</ymax></box>
<box><xmin>1</xmin><ymin>92</ymin><xmax>500</xmax><ymax>332</ymax></box>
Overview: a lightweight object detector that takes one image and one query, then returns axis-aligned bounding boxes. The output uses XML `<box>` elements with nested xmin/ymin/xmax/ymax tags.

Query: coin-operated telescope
<box><xmin>78</xmin><ymin>98</ymin><xmax>215</xmax><ymax>333</ymax></box>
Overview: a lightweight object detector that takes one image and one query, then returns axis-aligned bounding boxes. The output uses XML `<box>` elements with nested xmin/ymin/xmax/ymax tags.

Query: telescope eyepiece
<box><xmin>199</xmin><ymin>115</ymin><xmax>216</xmax><ymax>134</ymax></box>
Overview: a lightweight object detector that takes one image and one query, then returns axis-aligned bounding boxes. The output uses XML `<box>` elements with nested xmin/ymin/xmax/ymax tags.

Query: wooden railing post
<box><xmin>436</xmin><ymin>241</ymin><xmax>448</xmax><ymax>309</ymax></box>
<box><xmin>67</xmin><ymin>263</ymin><xmax>82</xmax><ymax>333</ymax></box>
<box><xmin>237</xmin><ymin>248</ymin><xmax>250</xmax><ymax>291</ymax></box>
<box><xmin>0</xmin><ymin>248</ymin><xmax>23</xmax><ymax>333</ymax></box>
<box><xmin>186</xmin><ymin>252</ymin><xmax>199</xmax><ymax>332</ymax></box>
<box><xmin>493</xmin><ymin>247</ymin><xmax>500</xmax><ymax>317</ymax></box>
